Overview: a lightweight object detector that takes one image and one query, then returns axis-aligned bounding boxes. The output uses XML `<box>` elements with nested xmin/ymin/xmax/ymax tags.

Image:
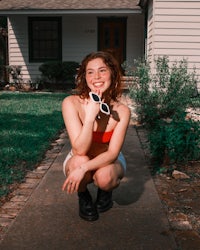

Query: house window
<box><xmin>29</xmin><ymin>17</ymin><xmax>62</xmax><ymax>62</ymax></box>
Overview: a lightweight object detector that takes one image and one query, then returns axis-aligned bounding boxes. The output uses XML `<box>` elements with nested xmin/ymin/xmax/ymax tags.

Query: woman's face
<box><xmin>85</xmin><ymin>58</ymin><xmax>111</xmax><ymax>94</ymax></box>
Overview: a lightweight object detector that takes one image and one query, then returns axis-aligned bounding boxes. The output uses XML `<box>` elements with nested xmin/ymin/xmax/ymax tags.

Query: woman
<box><xmin>62</xmin><ymin>51</ymin><xmax>130</xmax><ymax>221</ymax></box>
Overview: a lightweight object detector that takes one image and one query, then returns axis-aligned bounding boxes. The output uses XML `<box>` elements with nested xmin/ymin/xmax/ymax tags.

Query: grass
<box><xmin>0</xmin><ymin>91</ymin><xmax>67</xmax><ymax>198</ymax></box>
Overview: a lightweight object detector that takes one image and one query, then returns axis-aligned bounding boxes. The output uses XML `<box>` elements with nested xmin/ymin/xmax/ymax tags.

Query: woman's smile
<box><xmin>93</xmin><ymin>82</ymin><xmax>104</xmax><ymax>88</ymax></box>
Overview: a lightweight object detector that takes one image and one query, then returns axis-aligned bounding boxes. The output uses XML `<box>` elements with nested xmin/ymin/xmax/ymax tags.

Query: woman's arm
<box><xmin>62</xmin><ymin>96</ymin><xmax>100</xmax><ymax>155</ymax></box>
<box><xmin>81</xmin><ymin>105</ymin><xmax>131</xmax><ymax>172</ymax></box>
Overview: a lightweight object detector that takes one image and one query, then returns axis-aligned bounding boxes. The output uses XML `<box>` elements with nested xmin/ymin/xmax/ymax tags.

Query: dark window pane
<box><xmin>29</xmin><ymin>17</ymin><xmax>62</xmax><ymax>62</ymax></box>
<box><xmin>104</xmin><ymin>27</ymin><xmax>110</xmax><ymax>48</ymax></box>
<box><xmin>114</xmin><ymin>27</ymin><xmax>120</xmax><ymax>48</ymax></box>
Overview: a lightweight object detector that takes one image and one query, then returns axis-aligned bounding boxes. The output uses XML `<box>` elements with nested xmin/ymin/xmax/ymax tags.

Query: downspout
<box><xmin>138</xmin><ymin>0</ymin><xmax>148</xmax><ymax>59</ymax></box>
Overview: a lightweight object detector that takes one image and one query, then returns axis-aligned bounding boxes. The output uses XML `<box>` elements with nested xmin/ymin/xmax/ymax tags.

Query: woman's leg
<box><xmin>63</xmin><ymin>154</ymin><xmax>98</xmax><ymax>221</ymax></box>
<box><xmin>93</xmin><ymin>161</ymin><xmax>124</xmax><ymax>213</ymax></box>
<box><xmin>93</xmin><ymin>161</ymin><xmax>124</xmax><ymax>191</ymax></box>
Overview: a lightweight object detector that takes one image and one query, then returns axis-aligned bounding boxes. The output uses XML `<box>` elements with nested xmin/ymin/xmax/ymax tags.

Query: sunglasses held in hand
<box><xmin>89</xmin><ymin>92</ymin><xmax>110</xmax><ymax>115</ymax></box>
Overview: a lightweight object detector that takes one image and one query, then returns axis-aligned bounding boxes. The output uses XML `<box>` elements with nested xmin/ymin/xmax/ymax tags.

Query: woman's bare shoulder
<box><xmin>63</xmin><ymin>94</ymin><xmax>77</xmax><ymax>103</ymax></box>
<box><xmin>62</xmin><ymin>95</ymin><xmax>80</xmax><ymax>106</ymax></box>
<box><xmin>62</xmin><ymin>95</ymin><xmax>82</xmax><ymax>113</ymax></box>
<box><xmin>114</xmin><ymin>101</ymin><xmax>131</xmax><ymax>115</ymax></box>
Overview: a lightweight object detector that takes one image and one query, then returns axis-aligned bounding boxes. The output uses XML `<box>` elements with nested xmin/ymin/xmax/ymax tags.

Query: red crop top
<box><xmin>92</xmin><ymin>130</ymin><xmax>114</xmax><ymax>144</ymax></box>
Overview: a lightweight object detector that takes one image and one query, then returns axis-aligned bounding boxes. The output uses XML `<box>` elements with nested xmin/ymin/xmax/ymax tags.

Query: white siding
<box><xmin>7</xmin><ymin>14</ymin><xmax>144</xmax><ymax>83</ymax></box>
<box><xmin>147</xmin><ymin>0</ymin><xmax>154</xmax><ymax>61</ymax></box>
<box><xmin>8</xmin><ymin>16</ymin><xmax>41</xmax><ymax>83</ymax></box>
<box><xmin>146</xmin><ymin>0</ymin><xmax>200</xmax><ymax>89</ymax></box>
<box><xmin>126</xmin><ymin>14</ymin><xmax>145</xmax><ymax>61</ymax></box>
<box><xmin>62</xmin><ymin>15</ymin><xmax>97</xmax><ymax>62</ymax></box>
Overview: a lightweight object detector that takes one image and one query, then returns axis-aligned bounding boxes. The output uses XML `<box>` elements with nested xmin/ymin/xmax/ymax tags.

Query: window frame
<box><xmin>28</xmin><ymin>17</ymin><xmax>62</xmax><ymax>62</ymax></box>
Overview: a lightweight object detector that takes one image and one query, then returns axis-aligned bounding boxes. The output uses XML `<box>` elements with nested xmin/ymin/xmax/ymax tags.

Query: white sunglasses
<box><xmin>89</xmin><ymin>92</ymin><xmax>110</xmax><ymax>115</ymax></box>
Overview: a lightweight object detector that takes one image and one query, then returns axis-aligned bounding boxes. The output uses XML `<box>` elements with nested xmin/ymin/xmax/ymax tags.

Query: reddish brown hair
<box><xmin>74</xmin><ymin>51</ymin><xmax>123</xmax><ymax>101</ymax></box>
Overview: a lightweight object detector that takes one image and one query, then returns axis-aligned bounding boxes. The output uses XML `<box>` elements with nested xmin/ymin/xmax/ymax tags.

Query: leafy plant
<box><xmin>125</xmin><ymin>56</ymin><xmax>197</xmax><ymax>128</ymax></box>
<box><xmin>123</xmin><ymin>56</ymin><xmax>199</xmax><ymax>170</ymax></box>
<box><xmin>39</xmin><ymin>61</ymin><xmax>63</xmax><ymax>83</ymax></box>
<box><xmin>6</xmin><ymin>65</ymin><xmax>23</xmax><ymax>88</ymax></box>
<box><xmin>62</xmin><ymin>61</ymin><xmax>80</xmax><ymax>82</ymax></box>
<box><xmin>39</xmin><ymin>61</ymin><xmax>79</xmax><ymax>84</ymax></box>
<box><xmin>149</xmin><ymin>117</ymin><xmax>200</xmax><ymax>168</ymax></box>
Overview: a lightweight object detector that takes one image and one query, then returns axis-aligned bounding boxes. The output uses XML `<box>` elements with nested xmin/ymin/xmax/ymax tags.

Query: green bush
<box><xmin>123</xmin><ymin>56</ymin><xmax>199</xmax><ymax>169</ymax></box>
<box><xmin>39</xmin><ymin>61</ymin><xmax>79</xmax><ymax>84</ymax></box>
<box><xmin>62</xmin><ymin>61</ymin><xmax>80</xmax><ymax>82</ymax></box>
<box><xmin>149</xmin><ymin>117</ymin><xmax>200</xmax><ymax>168</ymax></box>
<box><xmin>126</xmin><ymin>56</ymin><xmax>197</xmax><ymax>128</ymax></box>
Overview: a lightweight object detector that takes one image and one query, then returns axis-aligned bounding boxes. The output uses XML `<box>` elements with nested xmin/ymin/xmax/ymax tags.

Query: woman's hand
<box><xmin>83</xmin><ymin>98</ymin><xmax>100</xmax><ymax>122</ymax></box>
<box><xmin>62</xmin><ymin>167</ymin><xmax>86</xmax><ymax>194</ymax></box>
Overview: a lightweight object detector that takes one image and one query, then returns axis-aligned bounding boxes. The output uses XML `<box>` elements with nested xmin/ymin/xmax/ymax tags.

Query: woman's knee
<box><xmin>93</xmin><ymin>166</ymin><xmax>118</xmax><ymax>190</ymax></box>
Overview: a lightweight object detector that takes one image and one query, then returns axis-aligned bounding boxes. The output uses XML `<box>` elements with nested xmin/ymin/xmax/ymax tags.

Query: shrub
<box><xmin>6</xmin><ymin>65</ymin><xmax>23</xmax><ymax>86</ymax></box>
<box><xmin>39</xmin><ymin>61</ymin><xmax>79</xmax><ymax>84</ymax></box>
<box><xmin>123</xmin><ymin>56</ymin><xmax>199</xmax><ymax>169</ymax></box>
<box><xmin>39</xmin><ymin>61</ymin><xmax>63</xmax><ymax>83</ymax></box>
<box><xmin>62</xmin><ymin>61</ymin><xmax>80</xmax><ymax>82</ymax></box>
<box><xmin>126</xmin><ymin>56</ymin><xmax>197</xmax><ymax>128</ymax></box>
<box><xmin>149</xmin><ymin>117</ymin><xmax>200</xmax><ymax>167</ymax></box>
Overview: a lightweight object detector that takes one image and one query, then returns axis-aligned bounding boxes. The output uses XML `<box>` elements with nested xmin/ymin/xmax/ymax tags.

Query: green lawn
<box><xmin>0</xmin><ymin>92</ymin><xmax>67</xmax><ymax>198</ymax></box>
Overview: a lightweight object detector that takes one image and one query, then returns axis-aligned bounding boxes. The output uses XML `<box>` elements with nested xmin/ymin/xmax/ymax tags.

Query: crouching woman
<box><xmin>62</xmin><ymin>51</ymin><xmax>130</xmax><ymax>221</ymax></box>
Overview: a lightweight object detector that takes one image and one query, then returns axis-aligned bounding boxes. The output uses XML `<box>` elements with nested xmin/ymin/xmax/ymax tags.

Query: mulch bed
<box><xmin>153</xmin><ymin>161</ymin><xmax>200</xmax><ymax>249</ymax></box>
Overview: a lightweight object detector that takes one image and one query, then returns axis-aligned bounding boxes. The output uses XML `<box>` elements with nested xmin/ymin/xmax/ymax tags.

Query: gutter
<box><xmin>138</xmin><ymin>0</ymin><xmax>148</xmax><ymax>9</ymax></box>
<box><xmin>0</xmin><ymin>9</ymin><xmax>142</xmax><ymax>15</ymax></box>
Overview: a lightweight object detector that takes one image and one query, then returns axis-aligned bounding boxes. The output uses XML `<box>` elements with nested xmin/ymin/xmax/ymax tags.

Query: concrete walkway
<box><xmin>0</xmin><ymin>125</ymin><xmax>177</xmax><ymax>250</ymax></box>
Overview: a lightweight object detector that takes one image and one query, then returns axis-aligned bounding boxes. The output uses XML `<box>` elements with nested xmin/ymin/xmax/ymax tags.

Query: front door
<box><xmin>98</xmin><ymin>18</ymin><xmax>126</xmax><ymax>65</ymax></box>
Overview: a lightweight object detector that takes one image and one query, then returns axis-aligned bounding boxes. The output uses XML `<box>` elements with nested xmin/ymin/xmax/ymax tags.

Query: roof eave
<box><xmin>0</xmin><ymin>9</ymin><xmax>142</xmax><ymax>15</ymax></box>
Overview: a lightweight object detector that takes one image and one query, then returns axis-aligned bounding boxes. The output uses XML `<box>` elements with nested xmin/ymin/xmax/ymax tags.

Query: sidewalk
<box><xmin>0</xmin><ymin>125</ymin><xmax>177</xmax><ymax>250</ymax></box>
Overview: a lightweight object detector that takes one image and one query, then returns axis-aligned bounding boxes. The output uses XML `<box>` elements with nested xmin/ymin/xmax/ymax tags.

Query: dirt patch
<box><xmin>153</xmin><ymin>161</ymin><xmax>200</xmax><ymax>249</ymax></box>
<box><xmin>135</xmin><ymin>123</ymin><xmax>200</xmax><ymax>249</ymax></box>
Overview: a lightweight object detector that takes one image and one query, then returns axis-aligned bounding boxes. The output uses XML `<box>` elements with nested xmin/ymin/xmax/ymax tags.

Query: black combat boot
<box><xmin>95</xmin><ymin>188</ymin><xmax>113</xmax><ymax>213</ymax></box>
<box><xmin>78</xmin><ymin>189</ymin><xmax>99</xmax><ymax>221</ymax></box>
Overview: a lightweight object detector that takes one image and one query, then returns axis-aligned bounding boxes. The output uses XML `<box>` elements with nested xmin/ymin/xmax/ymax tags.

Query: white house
<box><xmin>141</xmin><ymin>0</ymin><xmax>200</xmax><ymax>90</ymax></box>
<box><xmin>0</xmin><ymin>0</ymin><xmax>199</xmax><ymax>90</ymax></box>
<box><xmin>0</xmin><ymin>0</ymin><xmax>145</xmax><ymax>84</ymax></box>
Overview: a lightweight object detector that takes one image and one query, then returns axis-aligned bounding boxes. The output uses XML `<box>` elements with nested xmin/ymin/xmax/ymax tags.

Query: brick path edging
<box><xmin>0</xmin><ymin>131</ymin><xmax>67</xmax><ymax>242</ymax></box>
